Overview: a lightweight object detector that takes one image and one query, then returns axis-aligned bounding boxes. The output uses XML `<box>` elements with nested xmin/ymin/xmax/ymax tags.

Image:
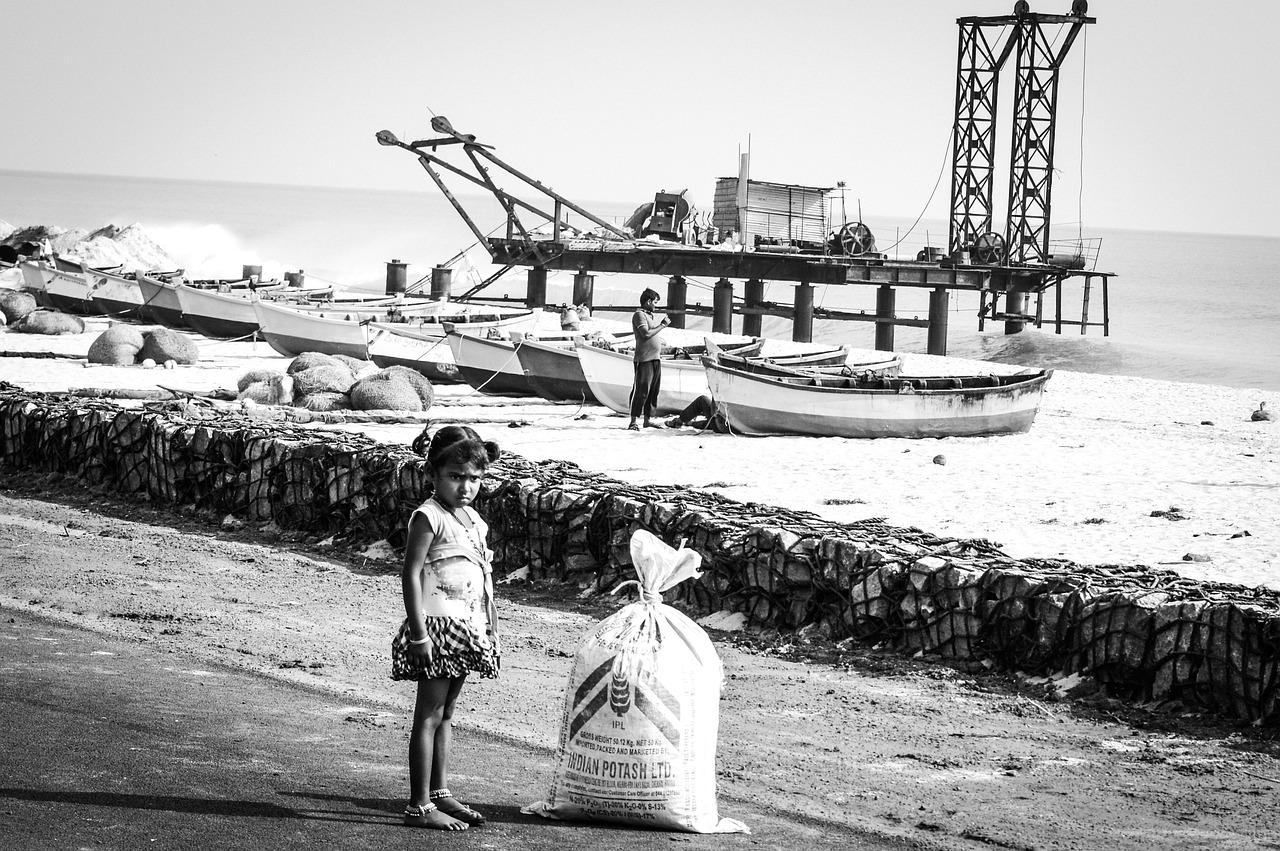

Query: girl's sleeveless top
<box><xmin>390</xmin><ymin>499</ymin><xmax>499</xmax><ymax>680</ymax></box>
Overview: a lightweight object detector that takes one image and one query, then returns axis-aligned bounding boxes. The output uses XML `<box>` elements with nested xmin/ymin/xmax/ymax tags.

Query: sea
<box><xmin>3</xmin><ymin>169</ymin><xmax>1278</xmax><ymax>393</ymax></box>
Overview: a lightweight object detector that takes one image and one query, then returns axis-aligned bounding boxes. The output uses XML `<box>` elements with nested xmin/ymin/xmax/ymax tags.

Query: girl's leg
<box><xmin>429</xmin><ymin>675</ymin><xmax>467</xmax><ymax>791</ymax></box>
<box><xmin>429</xmin><ymin>675</ymin><xmax>486</xmax><ymax>825</ymax></box>
<box><xmin>406</xmin><ymin>677</ymin><xmax>468</xmax><ymax>830</ymax></box>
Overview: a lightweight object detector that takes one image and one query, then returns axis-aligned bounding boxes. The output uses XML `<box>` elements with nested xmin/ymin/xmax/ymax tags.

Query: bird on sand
<box><xmin>1250</xmin><ymin>402</ymin><xmax>1273</xmax><ymax>422</ymax></box>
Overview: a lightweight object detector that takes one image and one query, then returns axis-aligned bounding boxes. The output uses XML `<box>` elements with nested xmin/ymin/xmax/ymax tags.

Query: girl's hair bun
<box><xmin>413</xmin><ymin>424</ymin><xmax>501</xmax><ymax>470</ymax></box>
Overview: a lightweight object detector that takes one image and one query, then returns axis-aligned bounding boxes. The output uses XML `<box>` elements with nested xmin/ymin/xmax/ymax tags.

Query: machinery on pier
<box><xmin>377</xmin><ymin>3</ymin><xmax>1111</xmax><ymax>352</ymax></box>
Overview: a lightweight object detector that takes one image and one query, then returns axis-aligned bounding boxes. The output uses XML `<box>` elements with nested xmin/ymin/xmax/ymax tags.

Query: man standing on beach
<box><xmin>628</xmin><ymin>287</ymin><xmax>669</xmax><ymax>430</ymax></box>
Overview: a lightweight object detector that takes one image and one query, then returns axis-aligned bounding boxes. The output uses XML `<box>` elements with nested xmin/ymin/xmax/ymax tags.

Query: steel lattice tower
<box><xmin>949</xmin><ymin>3</ymin><xmax>1094</xmax><ymax>265</ymax></box>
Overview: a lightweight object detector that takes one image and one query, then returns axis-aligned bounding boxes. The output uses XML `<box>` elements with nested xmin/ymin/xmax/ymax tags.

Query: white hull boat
<box><xmin>702</xmin><ymin>356</ymin><xmax>1053</xmax><ymax>438</ymax></box>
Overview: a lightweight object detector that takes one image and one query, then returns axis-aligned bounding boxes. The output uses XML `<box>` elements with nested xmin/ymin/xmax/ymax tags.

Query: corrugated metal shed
<box><xmin>712</xmin><ymin>178</ymin><xmax>832</xmax><ymax>245</ymax></box>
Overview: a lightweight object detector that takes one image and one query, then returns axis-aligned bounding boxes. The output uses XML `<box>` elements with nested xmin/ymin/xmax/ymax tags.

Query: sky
<box><xmin>3</xmin><ymin>0</ymin><xmax>1278</xmax><ymax>238</ymax></box>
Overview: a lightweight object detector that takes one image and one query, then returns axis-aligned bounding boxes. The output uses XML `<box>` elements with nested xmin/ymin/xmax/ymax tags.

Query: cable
<box><xmin>1077</xmin><ymin>27</ymin><xmax>1088</xmax><ymax>243</ymax></box>
<box><xmin>879</xmin><ymin>126</ymin><xmax>955</xmax><ymax>254</ymax></box>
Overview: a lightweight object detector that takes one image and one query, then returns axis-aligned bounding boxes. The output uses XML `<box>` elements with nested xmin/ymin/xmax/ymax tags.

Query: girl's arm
<box><xmin>401</xmin><ymin>512</ymin><xmax>436</xmax><ymax>646</ymax></box>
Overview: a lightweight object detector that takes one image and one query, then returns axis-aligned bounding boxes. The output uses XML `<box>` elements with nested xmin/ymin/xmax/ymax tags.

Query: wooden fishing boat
<box><xmin>514</xmin><ymin>337</ymin><xmax>600</xmax><ymax>404</ymax></box>
<box><xmin>254</xmin><ymin>299</ymin><xmax>373</xmax><ymax>358</ymax></box>
<box><xmin>175</xmin><ymin>278</ymin><xmax>346</xmax><ymax>340</ymax></box>
<box><xmin>366</xmin><ymin>322</ymin><xmax>464</xmax><ymax>384</ymax></box>
<box><xmin>136</xmin><ymin>273</ymin><xmax>193</xmax><ymax>328</ymax></box>
<box><xmin>16</xmin><ymin>256</ymin><xmax>134</xmax><ymax>311</ymax></box>
<box><xmin>573</xmin><ymin>338</ymin><xmax>807</xmax><ymax>416</ymax></box>
<box><xmin>17</xmin><ymin>259</ymin><xmax>56</xmax><ymax>305</ymax></box>
<box><xmin>137</xmin><ymin>273</ymin><xmax>291</xmax><ymax>328</ymax></box>
<box><xmin>174</xmin><ymin>284</ymin><xmax>265</xmax><ymax>339</ymax></box>
<box><xmin>85</xmin><ymin>266</ymin><xmax>187</xmax><ymax>319</ymax></box>
<box><xmin>715</xmin><ymin>345</ymin><xmax>902</xmax><ymax>379</ymax></box>
<box><xmin>701</xmin><ymin>354</ymin><xmax>1053</xmax><ymax>438</ymax></box>
<box><xmin>255</xmin><ymin>299</ymin><xmax>541</xmax><ymax>360</ymax></box>
<box><xmin>445</xmin><ymin>329</ymin><xmax>580</xmax><ymax>397</ymax></box>
<box><xmin>42</xmin><ymin>260</ymin><xmax>106</xmax><ymax>314</ymax></box>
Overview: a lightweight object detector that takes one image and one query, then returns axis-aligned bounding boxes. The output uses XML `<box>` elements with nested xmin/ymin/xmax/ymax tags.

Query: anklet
<box><xmin>405</xmin><ymin>802</ymin><xmax>438</xmax><ymax>814</ymax></box>
<box><xmin>429</xmin><ymin>788</ymin><xmax>453</xmax><ymax>801</ymax></box>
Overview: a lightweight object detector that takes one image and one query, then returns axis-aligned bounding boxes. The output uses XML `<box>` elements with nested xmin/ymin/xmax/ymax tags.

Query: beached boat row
<box><xmin>12</xmin><ymin>256</ymin><xmax>546</xmax><ymax>382</ymax></box>
<box><xmin>9</xmin><ymin>255</ymin><xmax>1050</xmax><ymax>437</ymax></box>
<box><xmin>440</xmin><ymin>331</ymin><xmax>1050</xmax><ymax>438</ymax></box>
<box><xmin>15</xmin><ymin>256</ymin><xmax>330</xmax><ymax>325</ymax></box>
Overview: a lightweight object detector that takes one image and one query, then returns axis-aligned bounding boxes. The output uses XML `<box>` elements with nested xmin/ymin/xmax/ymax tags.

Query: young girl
<box><xmin>392</xmin><ymin>425</ymin><xmax>501</xmax><ymax>831</ymax></box>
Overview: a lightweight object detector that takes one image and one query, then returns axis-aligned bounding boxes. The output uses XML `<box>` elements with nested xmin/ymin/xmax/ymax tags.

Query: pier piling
<box><xmin>526</xmin><ymin>267</ymin><xmax>547</xmax><ymax>309</ymax></box>
<box><xmin>793</xmin><ymin>282</ymin><xmax>814</xmax><ymax>343</ymax></box>
<box><xmin>713</xmin><ymin>278</ymin><xmax>733</xmax><ymax>334</ymax></box>
<box><xmin>875</xmin><ymin>285</ymin><xmax>896</xmax><ymax>351</ymax></box>
<box><xmin>666</xmin><ymin>276</ymin><xmax>687</xmax><ymax>328</ymax></box>
<box><xmin>743</xmin><ymin>278</ymin><xmax>764</xmax><ymax>337</ymax></box>
<box><xmin>927</xmin><ymin>287</ymin><xmax>949</xmax><ymax>355</ymax></box>
<box><xmin>385</xmin><ymin>259</ymin><xmax>407</xmax><ymax>295</ymax></box>
<box><xmin>430</xmin><ymin>265</ymin><xmax>452</xmax><ymax>301</ymax></box>
<box><xmin>572</xmin><ymin>271</ymin><xmax>594</xmax><ymax>308</ymax></box>
<box><xmin>1005</xmin><ymin>291</ymin><xmax>1027</xmax><ymax>334</ymax></box>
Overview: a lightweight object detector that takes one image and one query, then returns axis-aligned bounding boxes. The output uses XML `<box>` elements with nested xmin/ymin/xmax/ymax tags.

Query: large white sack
<box><xmin>523</xmin><ymin>530</ymin><xmax>748</xmax><ymax>833</ymax></box>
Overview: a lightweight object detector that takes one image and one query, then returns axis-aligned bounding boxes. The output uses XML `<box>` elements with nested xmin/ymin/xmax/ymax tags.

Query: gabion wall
<box><xmin>2</xmin><ymin>384</ymin><xmax>1278</xmax><ymax>724</ymax></box>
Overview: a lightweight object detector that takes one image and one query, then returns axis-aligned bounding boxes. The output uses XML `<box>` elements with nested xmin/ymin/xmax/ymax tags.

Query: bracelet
<box><xmin>408</xmin><ymin>636</ymin><xmax>429</xmax><ymax>646</ymax></box>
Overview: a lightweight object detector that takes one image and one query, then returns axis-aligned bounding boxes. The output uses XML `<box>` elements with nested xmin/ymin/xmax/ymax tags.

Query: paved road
<box><xmin>0</xmin><ymin>610</ymin><xmax>920</xmax><ymax>850</ymax></box>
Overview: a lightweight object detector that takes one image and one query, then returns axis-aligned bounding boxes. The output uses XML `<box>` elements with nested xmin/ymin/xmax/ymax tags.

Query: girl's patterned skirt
<box><xmin>391</xmin><ymin>615</ymin><xmax>500</xmax><ymax>681</ymax></box>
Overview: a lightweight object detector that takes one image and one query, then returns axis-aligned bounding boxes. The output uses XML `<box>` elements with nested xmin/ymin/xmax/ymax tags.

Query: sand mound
<box><xmin>3</xmin><ymin>222</ymin><xmax>178</xmax><ymax>275</ymax></box>
<box><xmin>0</xmin><ymin>290</ymin><xmax>38</xmax><ymax>323</ymax></box>
<box><xmin>238</xmin><ymin>374</ymin><xmax>295</xmax><ymax>406</ymax></box>
<box><xmin>349</xmin><ymin>373</ymin><xmax>423</xmax><ymax>411</ymax></box>
<box><xmin>292</xmin><ymin>364</ymin><xmax>356</xmax><ymax>396</ymax></box>
<box><xmin>13</xmin><ymin>310</ymin><xmax>86</xmax><ymax>335</ymax></box>
<box><xmin>377</xmin><ymin>365</ymin><xmax>434</xmax><ymax>409</ymax></box>
<box><xmin>87</xmin><ymin>325</ymin><xmax>147</xmax><ymax>365</ymax></box>
<box><xmin>287</xmin><ymin>352</ymin><xmax>343</xmax><ymax>374</ymax></box>
<box><xmin>138</xmin><ymin>327</ymin><xmax>199</xmax><ymax>365</ymax></box>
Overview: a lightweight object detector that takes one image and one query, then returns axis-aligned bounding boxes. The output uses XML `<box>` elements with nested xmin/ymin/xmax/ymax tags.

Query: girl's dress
<box><xmin>391</xmin><ymin>499</ymin><xmax>500</xmax><ymax>680</ymax></box>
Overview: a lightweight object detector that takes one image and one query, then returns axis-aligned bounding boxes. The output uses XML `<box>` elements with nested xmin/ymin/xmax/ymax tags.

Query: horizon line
<box><xmin>2</xmin><ymin>167</ymin><xmax>1277</xmax><ymax>243</ymax></box>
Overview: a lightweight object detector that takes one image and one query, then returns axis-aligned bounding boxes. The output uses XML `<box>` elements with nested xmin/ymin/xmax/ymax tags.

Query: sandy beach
<box><xmin>2</xmin><ymin>313</ymin><xmax>1275</xmax><ymax>590</ymax></box>
<box><xmin>3</xmin><ymin>312</ymin><xmax>1280</xmax><ymax>849</ymax></box>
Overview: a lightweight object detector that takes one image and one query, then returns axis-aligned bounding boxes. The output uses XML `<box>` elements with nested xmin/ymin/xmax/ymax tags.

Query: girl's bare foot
<box><xmin>404</xmin><ymin>803</ymin><xmax>468</xmax><ymax>831</ymax></box>
<box><xmin>433</xmin><ymin>795</ymin><xmax>486</xmax><ymax>825</ymax></box>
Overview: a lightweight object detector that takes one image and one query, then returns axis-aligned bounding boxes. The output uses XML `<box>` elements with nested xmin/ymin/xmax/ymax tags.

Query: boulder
<box><xmin>0</xmin><ymin>290</ymin><xmax>38</xmax><ymax>323</ymax></box>
<box><xmin>13</xmin><ymin>310</ymin><xmax>85</xmax><ymax>335</ymax></box>
<box><xmin>138</xmin><ymin>327</ymin><xmax>199</xmax><ymax>365</ymax></box>
<box><xmin>349</xmin><ymin>373</ymin><xmax>423</xmax><ymax>412</ymax></box>
<box><xmin>87</xmin><ymin>324</ymin><xmax>146</xmax><ymax>365</ymax></box>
